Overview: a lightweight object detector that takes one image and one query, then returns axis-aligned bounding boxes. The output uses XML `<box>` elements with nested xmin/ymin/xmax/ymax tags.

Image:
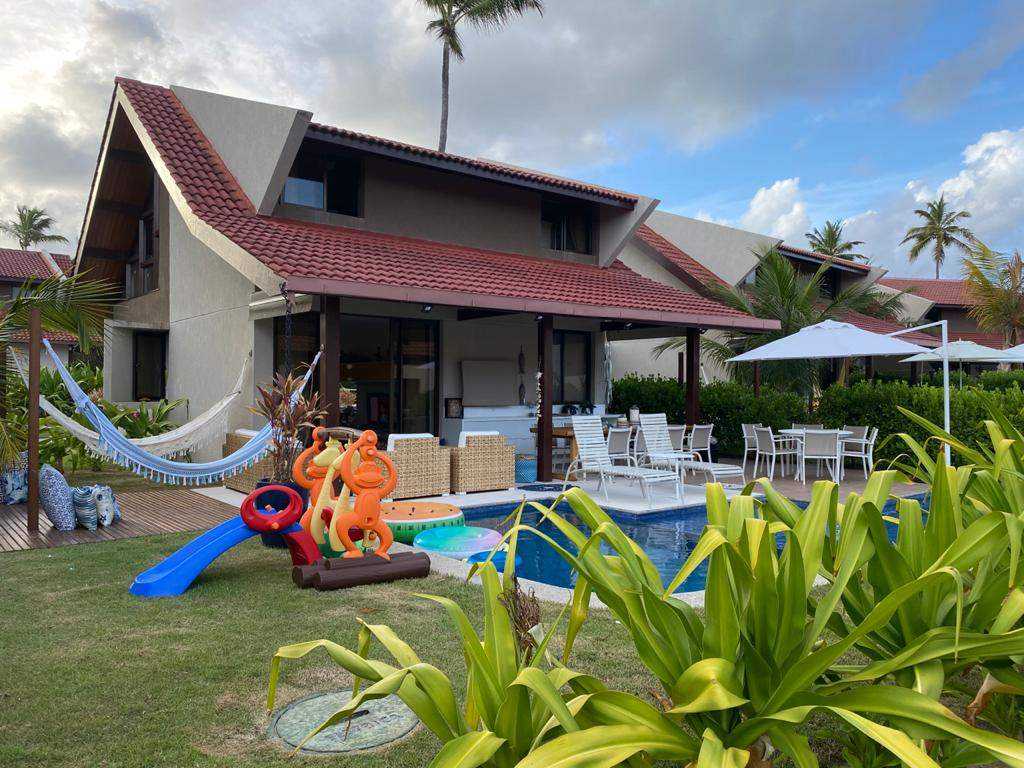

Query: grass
<box><xmin>0</xmin><ymin>531</ymin><xmax>654</xmax><ymax>768</ymax></box>
<box><xmin>65</xmin><ymin>468</ymin><xmax>163</xmax><ymax>493</ymax></box>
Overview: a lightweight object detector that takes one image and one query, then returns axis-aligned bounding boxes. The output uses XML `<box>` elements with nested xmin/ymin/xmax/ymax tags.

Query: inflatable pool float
<box><xmin>467</xmin><ymin>550</ymin><xmax>522</xmax><ymax>572</ymax></box>
<box><xmin>413</xmin><ymin>525</ymin><xmax>503</xmax><ymax>560</ymax></box>
<box><xmin>382</xmin><ymin>502</ymin><xmax>464</xmax><ymax>544</ymax></box>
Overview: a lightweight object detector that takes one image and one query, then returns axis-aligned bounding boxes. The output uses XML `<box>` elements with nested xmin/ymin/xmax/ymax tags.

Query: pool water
<box><xmin>463</xmin><ymin>494</ymin><xmax>925</xmax><ymax>594</ymax></box>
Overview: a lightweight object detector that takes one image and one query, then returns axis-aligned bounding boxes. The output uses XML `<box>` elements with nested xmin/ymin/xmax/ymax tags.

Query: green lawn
<box><xmin>0</xmin><ymin>532</ymin><xmax>655</xmax><ymax>767</ymax></box>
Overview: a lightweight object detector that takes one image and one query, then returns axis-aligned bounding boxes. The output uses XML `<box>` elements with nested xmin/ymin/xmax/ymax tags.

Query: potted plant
<box><xmin>249</xmin><ymin>371</ymin><xmax>326</xmax><ymax>546</ymax></box>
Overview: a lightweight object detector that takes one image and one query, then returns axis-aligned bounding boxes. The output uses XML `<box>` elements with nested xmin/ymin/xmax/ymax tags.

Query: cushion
<box><xmin>93</xmin><ymin>485</ymin><xmax>121</xmax><ymax>526</ymax></box>
<box><xmin>39</xmin><ymin>464</ymin><xmax>75</xmax><ymax>531</ymax></box>
<box><xmin>71</xmin><ymin>485</ymin><xmax>99</xmax><ymax>531</ymax></box>
<box><xmin>1</xmin><ymin>467</ymin><xmax>28</xmax><ymax>504</ymax></box>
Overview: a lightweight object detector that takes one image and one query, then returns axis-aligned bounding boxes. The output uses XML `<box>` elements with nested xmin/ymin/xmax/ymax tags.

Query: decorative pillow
<box><xmin>93</xmin><ymin>485</ymin><xmax>121</xmax><ymax>526</ymax></box>
<box><xmin>71</xmin><ymin>485</ymin><xmax>99</xmax><ymax>531</ymax></box>
<box><xmin>1</xmin><ymin>467</ymin><xmax>28</xmax><ymax>504</ymax></box>
<box><xmin>39</xmin><ymin>464</ymin><xmax>75</xmax><ymax>531</ymax></box>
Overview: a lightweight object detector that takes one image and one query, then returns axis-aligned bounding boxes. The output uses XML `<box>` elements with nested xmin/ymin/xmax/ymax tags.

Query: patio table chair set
<box><xmin>743</xmin><ymin>422</ymin><xmax>879</xmax><ymax>483</ymax></box>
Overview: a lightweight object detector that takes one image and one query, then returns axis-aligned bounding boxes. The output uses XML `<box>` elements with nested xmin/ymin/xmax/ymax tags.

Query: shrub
<box><xmin>816</xmin><ymin>380</ymin><xmax>1024</xmax><ymax>464</ymax></box>
<box><xmin>610</xmin><ymin>375</ymin><xmax>807</xmax><ymax>457</ymax></box>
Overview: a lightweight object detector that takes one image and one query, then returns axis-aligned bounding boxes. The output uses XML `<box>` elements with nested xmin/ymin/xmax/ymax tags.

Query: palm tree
<box><xmin>655</xmin><ymin>248</ymin><xmax>907</xmax><ymax>394</ymax></box>
<box><xmin>0</xmin><ymin>273</ymin><xmax>115</xmax><ymax>466</ymax></box>
<box><xmin>0</xmin><ymin>206</ymin><xmax>69</xmax><ymax>251</ymax></box>
<box><xmin>963</xmin><ymin>242</ymin><xmax>1024</xmax><ymax>348</ymax></box>
<box><xmin>419</xmin><ymin>0</ymin><xmax>544</xmax><ymax>152</ymax></box>
<box><xmin>901</xmin><ymin>195</ymin><xmax>976</xmax><ymax>278</ymax></box>
<box><xmin>805</xmin><ymin>219</ymin><xmax>865</xmax><ymax>261</ymax></box>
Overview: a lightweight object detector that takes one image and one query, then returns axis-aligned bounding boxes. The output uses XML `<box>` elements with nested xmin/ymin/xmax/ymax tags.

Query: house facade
<box><xmin>0</xmin><ymin>248</ymin><xmax>76</xmax><ymax>366</ymax></box>
<box><xmin>75</xmin><ymin>78</ymin><xmax>774</xmax><ymax>478</ymax></box>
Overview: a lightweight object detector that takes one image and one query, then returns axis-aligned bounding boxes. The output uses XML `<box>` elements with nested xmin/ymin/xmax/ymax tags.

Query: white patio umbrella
<box><xmin>728</xmin><ymin>319</ymin><xmax>952</xmax><ymax>460</ymax></box>
<box><xmin>902</xmin><ymin>339</ymin><xmax>1019</xmax><ymax>387</ymax></box>
<box><xmin>1002</xmin><ymin>342</ymin><xmax>1024</xmax><ymax>360</ymax></box>
<box><xmin>728</xmin><ymin>320</ymin><xmax>930</xmax><ymax>362</ymax></box>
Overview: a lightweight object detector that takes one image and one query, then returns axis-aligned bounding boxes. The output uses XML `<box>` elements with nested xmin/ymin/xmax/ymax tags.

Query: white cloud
<box><xmin>0</xmin><ymin>0</ymin><xmax>932</xmax><ymax>250</ymax></box>
<box><xmin>738</xmin><ymin>178</ymin><xmax>811</xmax><ymax>241</ymax></box>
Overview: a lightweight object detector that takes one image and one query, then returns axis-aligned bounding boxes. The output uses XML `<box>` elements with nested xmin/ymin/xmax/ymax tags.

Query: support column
<box><xmin>677</xmin><ymin>351</ymin><xmax>686</xmax><ymax>386</ymax></box>
<box><xmin>27</xmin><ymin>307</ymin><xmax>40</xmax><ymax>533</ymax></box>
<box><xmin>536</xmin><ymin>315</ymin><xmax>553</xmax><ymax>482</ymax></box>
<box><xmin>319</xmin><ymin>295</ymin><xmax>341</xmax><ymax>427</ymax></box>
<box><xmin>685</xmin><ymin>328</ymin><xmax>700</xmax><ymax>424</ymax></box>
<box><xmin>753</xmin><ymin>362</ymin><xmax>761</xmax><ymax>397</ymax></box>
<box><xmin>909</xmin><ymin>361</ymin><xmax>919</xmax><ymax>385</ymax></box>
<box><xmin>864</xmin><ymin>356</ymin><xmax>874</xmax><ymax>381</ymax></box>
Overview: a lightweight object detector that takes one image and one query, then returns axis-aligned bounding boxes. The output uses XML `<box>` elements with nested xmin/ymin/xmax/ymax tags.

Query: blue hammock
<box><xmin>43</xmin><ymin>339</ymin><xmax>321</xmax><ymax>485</ymax></box>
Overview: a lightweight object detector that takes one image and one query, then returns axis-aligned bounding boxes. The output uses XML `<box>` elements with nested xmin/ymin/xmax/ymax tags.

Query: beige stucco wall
<box><xmin>164</xmin><ymin>205</ymin><xmax>256</xmax><ymax>458</ymax></box>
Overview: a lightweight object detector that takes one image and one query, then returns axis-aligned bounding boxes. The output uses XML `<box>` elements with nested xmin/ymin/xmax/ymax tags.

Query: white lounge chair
<box><xmin>566</xmin><ymin>416</ymin><xmax>680</xmax><ymax>506</ymax></box>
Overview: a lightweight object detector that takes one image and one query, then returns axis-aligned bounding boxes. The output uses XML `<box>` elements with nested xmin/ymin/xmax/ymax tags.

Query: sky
<box><xmin>1</xmin><ymin>0</ymin><xmax>1023</xmax><ymax>278</ymax></box>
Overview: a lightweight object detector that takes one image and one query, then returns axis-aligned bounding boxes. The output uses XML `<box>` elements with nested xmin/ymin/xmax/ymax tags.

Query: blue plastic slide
<box><xmin>130</xmin><ymin>517</ymin><xmax>258</xmax><ymax>597</ymax></box>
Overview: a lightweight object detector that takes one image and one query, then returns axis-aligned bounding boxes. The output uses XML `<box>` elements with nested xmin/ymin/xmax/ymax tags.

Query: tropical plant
<box><xmin>656</xmin><ymin>247</ymin><xmax>907</xmax><ymax>394</ymax></box>
<box><xmin>419</xmin><ymin>0</ymin><xmax>544</xmax><ymax>152</ymax></box>
<box><xmin>508</xmin><ymin>486</ymin><xmax>1024</xmax><ymax>767</ymax></box>
<box><xmin>901</xmin><ymin>194</ymin><xmax>976</xmax><ymax>279</ymax></box>
<box><xmin>805</xmin><ymin>219</ymin><xmax>865</xmax><ymax>262</ymax></box>
<box><xmin>268</xmin><ymin>557</ymin><xmax>608</xmax><ymax>767</ymax></box>
<box><xmin>0</xmin><ymin>205</ymin><xmax>69</xmax><ymax>251</ymax></box>
<box><xmin>248</xmin><ymin>370</ymin><xmax>326</xmax><ymax>482</ymax></box>
<box><xmin>962</xmin><ymin>242</ymin><xmax>1024</xmax><ymax>347</ymax></box>
<box><xmin>0</xmin><ymin>273</ymin><xmax>115</xmax><ymax>466</ymax></box>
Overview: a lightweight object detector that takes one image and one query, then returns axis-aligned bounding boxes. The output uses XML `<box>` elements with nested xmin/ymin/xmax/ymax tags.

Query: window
<box><xmin>542</xmin><ymin>199</ymin><xmax>593</xmax><ymax>254</ymax></box>
<box><xmin>282</xmin><ymin>150</ymin><xmax>361</xmax><ymax>216</ymax></box>
<box><xmin>126</xmin><ymin>192</ymin><xmax>158</xmax><ymax>298</ymax></box>
<box><xmin>133</xmin><ymin>331</ymin><xmax>167</xmax><ymax>401</ymax></box>
<box><xmin>552</xmin><ymin>330</ymin><xmax>591</xmax><ymax>403</ymax></box>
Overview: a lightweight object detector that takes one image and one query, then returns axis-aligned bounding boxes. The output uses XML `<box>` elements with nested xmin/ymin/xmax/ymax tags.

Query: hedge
<box><xmin>609</xmin><ymin>375</ymin><xmax>807</xmax><ymax>457</ymax></box>
<box><xmin>611</xmin><ymin>374</ymin><xmax>1024</xmax><ymax>462</ymax></box>
<box><xmin>816</xmin><ymin>380</ymin><xmax>1024</xmax><ymax>464</ymax></box>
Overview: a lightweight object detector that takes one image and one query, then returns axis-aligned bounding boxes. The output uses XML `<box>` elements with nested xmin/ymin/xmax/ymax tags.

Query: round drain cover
<box><xmin>268</xmin><ymin>689</ymin><xmax>419</xmax><ymax>754</ymax></box>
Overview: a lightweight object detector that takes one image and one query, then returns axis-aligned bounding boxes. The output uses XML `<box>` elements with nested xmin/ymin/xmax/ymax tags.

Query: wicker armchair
<box><xmin>223</xmin><ymin>430</ymin><xmax>275</xmax><ymax>494</ymax></box>
<box><xmin>451</xmin><ymin>434</ymin><xmax>516</xmax><ymax>493</ymax></box>
<box><xmin>381</xmin><ymin>436</ymin><xmax>451</xmax><ymax>500</ymax></box>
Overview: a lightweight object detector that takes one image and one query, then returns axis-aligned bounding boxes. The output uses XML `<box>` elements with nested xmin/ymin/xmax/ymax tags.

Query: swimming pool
<box><xmin>463</xmin><ymin>494</ymin><xmax>926</xmax><ymax>595</ymax></box>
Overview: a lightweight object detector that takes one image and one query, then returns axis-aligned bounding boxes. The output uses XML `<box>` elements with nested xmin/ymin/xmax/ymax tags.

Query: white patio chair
<box><xmin>687</xmin><ymin>424</ymin><xmax>714</xmax><ymax>463</ymax></box>
<box><xmin>566</xmin><ymin>416</ymin><xmax>680</xmax><ymax>506</ymax></box>
<box><xmin>639</xmin><ymin>413</ymin><xmax>698</xmax><ymax>478</ymax></box>
<box><xmin>668</xmin><ymin>424</ymin><xmax>687</xmax><ymax>451</ymax></box>
<box><xmin>632</xmin><ymin>427</ymin><xmax>648</xmax><ymax>464</ymax></box>
<box><xmin>741</xmin><ymin>423</ymin><xmax>762</xmax><ymax>473</ymax></box>
<box><xmin>799</xmin><ymin>429</ymin><xmax>842</xmax><ymax>484</ymax></box>
<box><xmin>606</xmin><ymin>426</ymin><xmax>633</xmax><ymax>465</ymax></box>
<box><xmin>753</xmin><ymin>426</ymin><xmax>799</xmax><ymax>480</ymax></box>
<box><xmin>841</xmin><ymin>426</ymin><xmax>877</xmax><ymax>478</ymax></box>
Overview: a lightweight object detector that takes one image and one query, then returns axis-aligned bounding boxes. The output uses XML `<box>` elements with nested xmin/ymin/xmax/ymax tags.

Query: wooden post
<box><xmin>27</xmin><ymin>307</ymin><xmax>40</xmax><ymax>533</ymax></box>
<box><xmin>685</xmin><ymin>328</ymin><xmax>700</xmax><ymax>424</ymax></box>
<box><xmin>753</xmin><ymin>362</ymin><xmax>761</xmax><ymax>397</ymax></box>
<box><xmin>677</xmin><ymin>351</ymin><xmax>686</xmax><ymax>386</ymax></box>
<box><xmin>864</xmin><ymin>356</ymin><xmax>874</xmax><ymax>381</ymax></box>
<box><xmin>536</xmin><ymin>315</ymin><xmax>553</xmax><ymax>482</ymax></box>
<box><xmin>319</xmin><ymin>295</ymin><xmax>341</xmax><ymax>427</ymax></box>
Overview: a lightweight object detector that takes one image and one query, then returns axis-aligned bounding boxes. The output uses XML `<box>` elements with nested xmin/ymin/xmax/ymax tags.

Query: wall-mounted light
<box><xmin>422</xmin><ymin>304</ymin><xmax>433</xmax><ymax>313</ymax></box>
<box><xmin>624</xmin><ymin>322</ymin><xmax>634</xmax><ymax>330</ymax></box>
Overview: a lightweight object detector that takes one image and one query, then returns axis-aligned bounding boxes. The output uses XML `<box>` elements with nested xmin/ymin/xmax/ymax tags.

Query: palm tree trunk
<box><xmin>438</xmin><ymin>41</ymin><xmax>450</xmax><ymax>152</ymax></box>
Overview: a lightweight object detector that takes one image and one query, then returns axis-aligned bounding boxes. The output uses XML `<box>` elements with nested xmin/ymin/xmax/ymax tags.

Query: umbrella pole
<box><xmin>941</xmin><ymin>321</ymin><xmax>951</xmax><ymax>462</ymax></box>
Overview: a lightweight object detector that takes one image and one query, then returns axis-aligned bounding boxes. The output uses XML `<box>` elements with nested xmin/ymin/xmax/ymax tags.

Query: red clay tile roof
<box><xmin>945</xmin><ymin>330</ymin><xmax>1007</xmax><ymax>349</ymax></box>
<box><xmin>633</xmin><ymin>225</ymin><xmax>729</xmax><ymax>294</ymax></box>
<box><xmin>877</xmin><ymin>278</ymin><xmax>974</xmax><ymax>307</ymax></box>
<box><xmin>779</xmin><ymin>243</ymin><xmax>872</xmax><ymax>273</ymax></box>
<box><xmin>840</xmin><ymin>309</ymin><xmax>940</xmax><ymax>348</ymax></box>
<box><xmin>0</xmin><ymin>248</ymin><xmax>70</xmax><ymax>281</ymax></box>
<box><xmin>114</xmin><ymin>78</ymin><xmax>775</xmax><ymax>331</ymax></box>
<box><xmin>7</xmin><ymin>329</ymin><xmax>77</xmax><ymax>345</ymax></box>
<box><xmin>307</xmin><ymin>122</ymin><xmax>638</xmax><ymax>207</ymax></box>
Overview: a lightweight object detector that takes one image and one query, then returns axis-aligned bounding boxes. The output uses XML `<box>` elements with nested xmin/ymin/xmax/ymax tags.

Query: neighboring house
<box><xmin>878</xmin><ymin>278</ymin><xmax>1004</xmax><ymax>348</ymax></box>
<box><xmin>609</xmin><ymin>213</ymin><xmax>936</xmax><ymax>382</ymax></box>
<box><xmin>0</xmin><ymin>248</ymin><xmax>76</xmax><ymax>367</ymax></box>
<box><xmin>74</xmin><ymin>78</ymin><xmax>775</xmax><ymax>466</ymax></box>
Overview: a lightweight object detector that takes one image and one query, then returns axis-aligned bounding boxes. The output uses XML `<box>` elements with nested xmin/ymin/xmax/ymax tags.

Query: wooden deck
<box><xmin>0</xmin><ymin>489</ymin><xmax>238</xmax><ymax>553</ymax></box>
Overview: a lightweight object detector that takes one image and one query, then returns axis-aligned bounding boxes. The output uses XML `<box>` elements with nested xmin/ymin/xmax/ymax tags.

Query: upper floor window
<box><xmin>283</xmin><ymin>151</ymin><xmax>361</xmax><ymax>217</ymax></box>
<box><xmin>126</xmin><ymin>194</ymin><xmax>158</xmax><ymax>299</ymax></box>
<box><xmin>541</xmin><ymin>199</ymin><xmax>593</xmax><ymax>255</ymax></box>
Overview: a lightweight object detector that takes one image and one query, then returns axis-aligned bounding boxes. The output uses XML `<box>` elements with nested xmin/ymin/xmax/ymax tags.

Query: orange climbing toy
<box><xmin>332</xmin><ymin>430</ymin><xmax>397</xmax><ymax>560</ymax></box>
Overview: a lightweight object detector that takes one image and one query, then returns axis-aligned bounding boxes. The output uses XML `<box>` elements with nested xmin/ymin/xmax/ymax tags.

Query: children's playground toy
<box><xmin>290</xmin><ymin>429</ymin><xmax>431</xmax><ymax>591</ymax></box>
<box><xmin>381</xmin><ymin>501</ymin><xmax>464</xmax><ymax>544</ymax></box>
<box><xmin>412</xmin><ymin>525</ymin><xmax>504</xmax><ymax>561</ymax></box>
<box><xmin>129</xmin><ymin>485</ymin><xmax>320</xmax><ymax>598</ymax></box>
